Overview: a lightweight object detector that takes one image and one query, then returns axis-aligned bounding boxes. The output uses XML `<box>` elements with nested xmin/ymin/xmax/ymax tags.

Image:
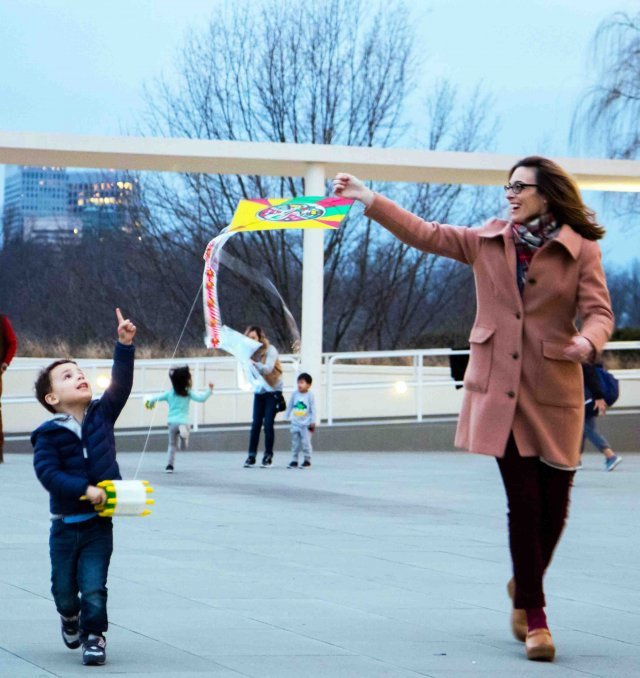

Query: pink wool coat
<box><xmin>366</xmin><ymin>194</ymin><xmax>614</xmax><ymax>468</ymax></box>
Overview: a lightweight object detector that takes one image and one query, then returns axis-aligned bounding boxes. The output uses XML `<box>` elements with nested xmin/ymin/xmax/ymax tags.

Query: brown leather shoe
<box><xmin>525</xmin><ymin>628</ymin><xmax>555</xmax><ymax>661</ymax></box>
<box><xmin>507</xmin><ymin>578</ymin><xmax>527</xmax><ymax>642</ymax></box>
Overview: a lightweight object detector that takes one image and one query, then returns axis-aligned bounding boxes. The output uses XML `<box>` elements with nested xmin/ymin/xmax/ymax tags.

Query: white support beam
<box><xmin>301</xmin><ymin>164</ymin><xmax>326</xmax><ymax>418</ymax></box>
<box><xmin>2</xmin><ymin>131</ymin><xmax>640</xmax><ymax>191</ymax></box>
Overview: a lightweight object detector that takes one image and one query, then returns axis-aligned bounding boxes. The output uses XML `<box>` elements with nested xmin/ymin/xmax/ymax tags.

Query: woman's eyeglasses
<box><xmin>504</xmin><ymin>181</ymin><xmax>538</xmax><ymax>195</ymax></box>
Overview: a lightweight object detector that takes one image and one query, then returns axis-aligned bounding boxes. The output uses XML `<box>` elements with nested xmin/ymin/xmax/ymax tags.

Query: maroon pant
<box><xmin>497</xmin><ymin>434</ymin><xmax>575</xmax><ymax>609</ymax></box>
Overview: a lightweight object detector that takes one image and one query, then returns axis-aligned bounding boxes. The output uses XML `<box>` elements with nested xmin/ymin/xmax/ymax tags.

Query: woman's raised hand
<box><xmin>332</xmin><ymin>173</ymin><xmax>375</xmax><ymax>207</ymax></box>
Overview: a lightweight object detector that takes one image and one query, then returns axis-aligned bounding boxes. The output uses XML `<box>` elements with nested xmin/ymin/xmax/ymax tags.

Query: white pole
<box><xmin>301</xmin><ymin>163</ymin><xmax>326</xmax><ymax>419</ymax></box>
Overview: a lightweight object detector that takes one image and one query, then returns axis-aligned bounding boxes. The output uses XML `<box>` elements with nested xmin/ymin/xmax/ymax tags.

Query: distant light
<box><xmin>73</xmin><ymin>228</ymin><xmax>79</xmax><ymax>235</ymax></box>
<box><xmin>393</xmin><ymin>380</ymin><xmax>408</xmax><ymax>394</ymax></box>
<box><xmin>137</xmin><ymin>236</ymin><xmax>142</xmax><ymax>241</ymax></box>
<box><xmin>96</xmin><ymin>375</ymin><xmax>111</xmax><ymax>389</ymax></box>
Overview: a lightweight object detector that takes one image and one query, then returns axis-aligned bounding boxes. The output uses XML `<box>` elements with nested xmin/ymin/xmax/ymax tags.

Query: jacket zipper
<box><xmin>81</xmin><ymin>408</ymin><xmax>88</xmax><ymax>459</ymax></box>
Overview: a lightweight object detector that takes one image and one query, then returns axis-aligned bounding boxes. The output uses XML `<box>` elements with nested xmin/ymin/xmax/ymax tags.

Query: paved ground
<box><xmin>1</xmin><ymin>449</ymin><xmax>638</xmax><ymax>677</ymax></box>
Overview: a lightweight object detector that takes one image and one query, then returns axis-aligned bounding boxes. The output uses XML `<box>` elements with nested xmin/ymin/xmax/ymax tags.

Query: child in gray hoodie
<box><xmin>286</xmin><ymin>373</ymin><xmax>316</xmax><ymax>468</ymax></box>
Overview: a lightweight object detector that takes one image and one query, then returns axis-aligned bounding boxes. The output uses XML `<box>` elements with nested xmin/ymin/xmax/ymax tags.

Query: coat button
<box><xmin>511</xmin><ymin>352</ymin><xmax>519</xmax><ymax>359</ymax></box>
<box><xmin>507</xmin><ymin>390</ymin><xmax>516</xmax><ymax>398</ymax></box>
<box><xmin>515</xmin><ymin>312</ymin><xmax>522</xmax><ymax>319</ymax></box>
<box><xmin>528</xmin><ymin>278</ymin><xmax>537</xmax><ymax>285</ymax></box>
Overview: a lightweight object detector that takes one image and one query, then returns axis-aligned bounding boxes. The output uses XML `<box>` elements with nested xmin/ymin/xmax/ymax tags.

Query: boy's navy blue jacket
<box><xmin>31</xmin><ymin>342</ymin><xmax>135</xmax><ymax>516</ymax></box>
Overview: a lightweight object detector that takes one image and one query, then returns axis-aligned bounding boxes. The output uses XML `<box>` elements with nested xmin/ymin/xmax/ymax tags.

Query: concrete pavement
<box><xmin>1</xmin><ymin>449</ymin><xmax>638</xmax><ymax>677</ymax></box>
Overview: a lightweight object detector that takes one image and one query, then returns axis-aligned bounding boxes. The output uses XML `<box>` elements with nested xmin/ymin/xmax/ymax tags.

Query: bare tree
<box><xmin>572</xmin><ymin>11</ymin><xmax>640</xmax><ymax>160</ymax></box>
<box><xmin>569</xmin><ymin>10</ymin><xmax>640</xmax><ymax>315</ymax></box>
<box><xmin>324</xmin><ymin>82</ymin><xmax>499</xmax><ymax>350</ymax></box>
<box><xmin>606</xmin><ymin>261</ymin><xmax>640</xmax><ymax>328</ymax></box>
<box><xmin>139</xmin><ymin>0</ymin><xmax>498</xmax><ymax>352</ymax></box>
<box><xmin>139</xmin><ymin>0</ymin><xmax>413</xmax><ymax>349</ymax></box>
<box><xmin>572</xmin><ymin>10</ymin><xmax>640</xmax><ymax>218</ymax></box>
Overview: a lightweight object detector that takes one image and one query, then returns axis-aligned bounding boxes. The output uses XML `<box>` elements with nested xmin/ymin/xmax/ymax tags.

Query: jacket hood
<box><xmin>30</xmin><ymin>399</ymin><xmax>99</xmax><ymax>447</ymax></box>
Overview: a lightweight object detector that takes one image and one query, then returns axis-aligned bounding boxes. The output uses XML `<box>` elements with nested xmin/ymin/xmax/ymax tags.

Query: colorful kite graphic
<box><xmin>202</xmin><ymin>196</ymin><xmax>353</xmax><ymax>350</ymax></box>
<box><xmin>228</xmin><ymin>196</ymin><xmax>352</xmax><ymax>233</ymax></box>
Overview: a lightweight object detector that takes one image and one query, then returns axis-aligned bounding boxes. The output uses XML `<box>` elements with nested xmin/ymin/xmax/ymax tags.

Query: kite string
<box><xmin>132</xmin><ymin>281</ymin><xmax>204</xmax><ymax>480</ymax></box>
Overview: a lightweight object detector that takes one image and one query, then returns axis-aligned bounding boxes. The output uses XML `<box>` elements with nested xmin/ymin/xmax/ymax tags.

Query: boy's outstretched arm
<box><xmin>116</xmin><ymin>307</ymin><xmax>136</xmax><ymax>345</ymax></box>
<box><xmin>102</xmin><ymin>308</ymin><xmax>136</xmax><ymax>422</ymax></box>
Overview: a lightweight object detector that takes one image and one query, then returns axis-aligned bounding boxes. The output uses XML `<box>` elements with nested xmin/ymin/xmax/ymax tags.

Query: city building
<box><xmin>2</xmin><ymin>166</ymin><xmax>79</xmax><ymax>244</ymax></box>
<box><xmin>2</xmin><ymin>166</ymin><xmax>139</xmax><ymax>245</ymax></box>
<box><xmin>68</xmin><ymin>170</ymin><xmax>138</xmax><ymax>236</ymax></box>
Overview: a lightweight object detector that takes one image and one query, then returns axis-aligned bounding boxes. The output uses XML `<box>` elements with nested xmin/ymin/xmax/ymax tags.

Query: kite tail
<box><xmin>203</xmin><ymin>229</ymin><xmax>235</xmax><ymax>349</ymax></box>
<box><xmin>202</xmin><ymin>238</ymin><xmax>221</xmax><ymax>348</ymax></box>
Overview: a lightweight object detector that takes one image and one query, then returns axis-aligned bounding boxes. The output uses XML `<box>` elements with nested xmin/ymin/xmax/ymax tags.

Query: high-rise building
<box><xmin>2</xmin><ymin>166</ymin><xmax>139</xmax><ymax>246</ymax></box>
<box><xmin>2</xmin><ymin>166</ymin><xmax>81</xmax><ymax>244</ymax></box>
<box><xmin>68</xmin><ymin>171</ymin><xmax>138</xmax><ymax>236</ymax></box>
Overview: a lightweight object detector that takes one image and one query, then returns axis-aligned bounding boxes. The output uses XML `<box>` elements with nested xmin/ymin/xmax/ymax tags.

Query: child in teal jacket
<box><xmin>145</xmin><ymin>366</ymin><xmax>213</xmax><ymax>472</ymax></box>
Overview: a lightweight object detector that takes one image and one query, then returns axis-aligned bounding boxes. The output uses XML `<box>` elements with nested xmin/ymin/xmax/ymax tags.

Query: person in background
<box><xmin>243</xmin><ymin>325</ymin><xmax>283</xmax><ymax>468</ymax></box>
<box><xmin>286</xmin><ymin>372</ymin><xmax>316</xmax><ymax>469</ymax></box>
<box><xmin>582</xmin><ymin>362</ymin><xmax>621</xmax><ymax>471</ymax></box>
<box><xmin>334</xmin><ymin>156</ymin><xmax>613</xmax><ymax>662</ymax></box>
<box><xmin>145</xmin><ymin>366</ymin><xmax>214</xmax><ymax>473</ymax></box>
<box><xmin>0</xmin><ymin>313</ymin><xmax>18</xmax><ymax>463</ymax></box>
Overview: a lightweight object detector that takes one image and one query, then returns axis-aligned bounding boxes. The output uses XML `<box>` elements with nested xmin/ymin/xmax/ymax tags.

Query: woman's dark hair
<box><xmin>509</xmin><ymin>156</ymin><xmax>605</xmax><ymax>240</ymax></box>
<box><xmin>245</xmin><ymin>325</ymin><xmax>266</xmax><ymax>343</ymax></box>
<box><xmin>169</xmin><ymin>366</ymin><xmax>192</xmax><ymax>397</ymax></box>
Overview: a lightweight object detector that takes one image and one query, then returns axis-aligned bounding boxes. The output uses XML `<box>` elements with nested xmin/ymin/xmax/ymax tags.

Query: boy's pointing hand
<box><xmin>116</xmin><ymin>308</ymin><xmax>136</xmax><ymax>345</ymax></box>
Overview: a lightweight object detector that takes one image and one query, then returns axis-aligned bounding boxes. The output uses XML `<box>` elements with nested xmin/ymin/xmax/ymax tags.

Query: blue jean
<box><xmin>49</xmin><ymin>517</ymin><xmax>113</xmax><ymax>639</ymax></box>
<box><xmin>248</xmin><ymin>392</ymin><xmax>278</xmax><ymax>459</ymax></box>
<box><xmin>583</xmin><ymin>416</ymin><xmax>611</xmax><ymax>453</ymax></box>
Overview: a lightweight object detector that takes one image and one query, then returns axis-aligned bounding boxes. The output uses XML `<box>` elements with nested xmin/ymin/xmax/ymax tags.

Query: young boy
<box><xmin>31</xmin><ymin>308</ymin><xmax>136</xmax><ymax>666</ymax></box>
<box><xmin>286</xmin><ymin>373</ymin><xmax>316</xmax><ymax>469</ymax></box>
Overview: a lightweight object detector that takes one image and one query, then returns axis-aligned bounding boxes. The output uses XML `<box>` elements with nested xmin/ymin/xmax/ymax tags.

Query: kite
<box><xmin>202</xmin><ymin>196</ymin><xmax>353</xmax><ymax>352</ymax></box>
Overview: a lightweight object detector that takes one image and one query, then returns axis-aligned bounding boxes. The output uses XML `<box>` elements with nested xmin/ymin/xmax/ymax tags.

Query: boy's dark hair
<box><xmin>169</xmin><ymin>366</ymin><xmax>192</xmax><ymax>397</ymax></box>
<box><xmin>297</xmin><ymin>372</ymin><xmax>312</xmax><ymax>385</ymax></box>
<box><xmin>35</xmin><ymin>359</ymin><xmax>77</xmax><ymax>414</ymax></box>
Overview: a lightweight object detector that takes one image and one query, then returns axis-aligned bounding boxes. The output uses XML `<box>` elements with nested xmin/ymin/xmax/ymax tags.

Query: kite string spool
<box><xmin>96</xmin><ymin>480</ymin><xmax>154</xmax><ymax>517</ymax></box>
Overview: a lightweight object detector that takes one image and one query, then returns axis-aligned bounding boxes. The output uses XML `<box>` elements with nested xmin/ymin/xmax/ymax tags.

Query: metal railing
<box><xmin>323</xmin><ymin>341</ymin><xmax>640</xmax><ymax>425</ymax></box>
<box><xmin>3</xmin><ymin>342</ymin><xmax>639</xmax><ymax>431</ymax></box>
<box><xmin>2</xmin><ymin>354</ymin><xmax>301</xmax><ymax>433</ymax></box>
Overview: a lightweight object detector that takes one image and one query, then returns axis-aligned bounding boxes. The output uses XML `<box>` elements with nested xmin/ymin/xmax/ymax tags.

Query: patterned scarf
<box><xmin>511</xmin><ymin>213</ymin><xmax>559</xmax><ymax>294</ymax></box>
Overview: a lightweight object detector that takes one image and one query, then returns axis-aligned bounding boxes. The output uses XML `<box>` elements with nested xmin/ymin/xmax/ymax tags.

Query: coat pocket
<box><xmin>463</xmin><ymin>325</ymin><xmax>496</xmax><ymax>394</ymax></box>
<box><xmin>534</xmin><ymin>340</ymin><xmax>582</xmax><ymax>407</ymax></box>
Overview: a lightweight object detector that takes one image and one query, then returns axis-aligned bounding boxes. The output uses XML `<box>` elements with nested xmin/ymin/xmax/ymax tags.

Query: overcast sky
<box><xmin>1</xmin><ymin>0</ymin><xmax>638</xmax><ymax>264</ymax></box>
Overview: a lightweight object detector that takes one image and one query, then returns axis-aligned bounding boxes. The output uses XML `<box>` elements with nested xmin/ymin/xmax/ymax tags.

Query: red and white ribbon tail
<box><xmin>202</xmin><ymin>229</ymin><xmax>234</xmax><ymax>349</ymax></box>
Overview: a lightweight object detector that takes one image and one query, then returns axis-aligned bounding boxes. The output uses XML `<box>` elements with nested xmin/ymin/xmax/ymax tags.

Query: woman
<box><xmin>244</xmin><ymin>325</ymin><xmax>284</xmax><ymax>468</ymax></box>
<box><xmin>333</xmin><ymin>157</ymin><xmax>613</xmax><ymax>662</ymax></box>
